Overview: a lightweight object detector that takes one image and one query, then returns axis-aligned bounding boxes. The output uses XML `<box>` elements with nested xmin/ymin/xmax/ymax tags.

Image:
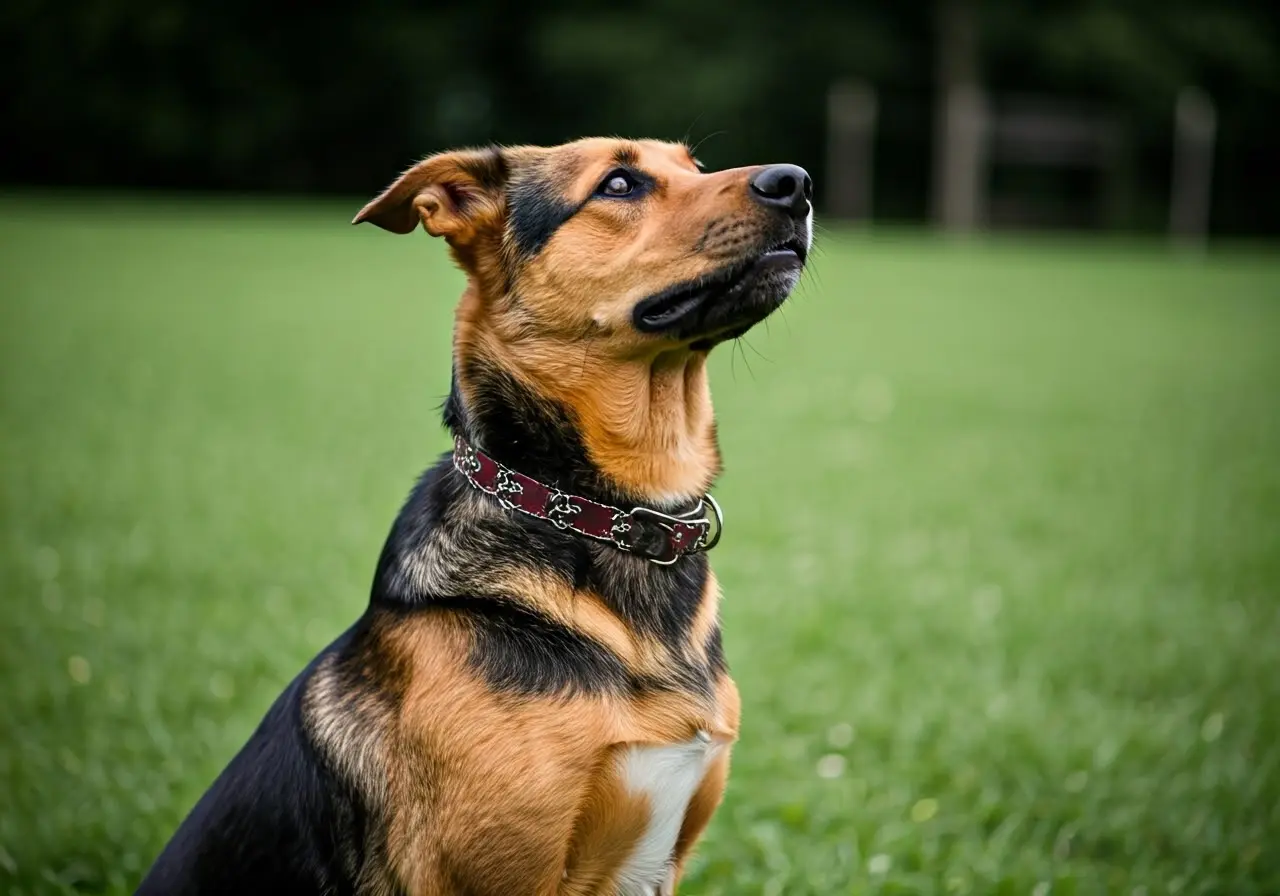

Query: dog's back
<box><xmin>138</xmin><ymin>638</ymin><xmax>362</xmax><ymax>895</ymax></box>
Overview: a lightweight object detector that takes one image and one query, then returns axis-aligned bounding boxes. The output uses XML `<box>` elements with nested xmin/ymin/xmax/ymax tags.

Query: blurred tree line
<box><xmin>2</xmin><ymin>0</ymin><xmax>1277</xmax><ymax>235</ymax></box>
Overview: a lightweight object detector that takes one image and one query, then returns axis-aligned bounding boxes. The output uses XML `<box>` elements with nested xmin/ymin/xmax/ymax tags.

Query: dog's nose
<box><xmin>748</xmin><ymin>164</ymin><xmax>813</xmax><ymax>219</ymax></box>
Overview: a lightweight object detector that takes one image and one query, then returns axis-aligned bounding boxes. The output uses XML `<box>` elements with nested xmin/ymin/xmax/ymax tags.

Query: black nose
<box><xmin>749</xmin><ymin>164</ymin><xmax>813</xmax><ymax>219</ymax></box>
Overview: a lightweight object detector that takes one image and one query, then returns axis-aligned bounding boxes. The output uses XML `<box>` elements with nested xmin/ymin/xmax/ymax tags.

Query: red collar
<box><xmin>451</xmin><ymin>435</ymin><xmax>722</xmax><ymax>565</ymax></box>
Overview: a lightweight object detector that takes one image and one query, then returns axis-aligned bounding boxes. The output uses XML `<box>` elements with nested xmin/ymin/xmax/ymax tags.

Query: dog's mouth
<box><xmin>634</xmin><ymin>266</ymin><xmax>753</xmax><ymax>331</ymax></box>
<box><xmin>760</xmin><ymin>235</ymin><xmax>810</xmax><ymax>266</ymax></box>
<box><xmin>633</xmin><ymin>235</ymin><xmax>808</xmax><ymax>339</ymax></box>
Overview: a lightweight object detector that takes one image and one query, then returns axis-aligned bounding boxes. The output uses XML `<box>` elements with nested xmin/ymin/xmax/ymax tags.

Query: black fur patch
<box><xmin>457</xmin><ymin>146</ymin><xmax>509</xmax><ymax>193</ymax></box>
<box><xmin>612</xmin><ymin>145</ymin><xmax>641</xmax><ymax>168</ymax></box>
<box><xmin>508</xmin><ymin>166</ymin><xmax>582</xmax><ymax>256</ymax></box>
<box><xmin>372</xmin><ymin>458</ymin><xmax>582</xmax><ymax>606</ymax></box>
<box><xmin>436</xmin><ymin>594</ymin><xmax>632</xmax><ymax>695</ymax></box>
<box><xmin>447</xmin><ymin>355</ymin><xmax>599</xmax><ymax>495</ymax></box>
<box><xmin>582</xmin><ymin>547</ymin><xmax>710</xmax><ymax>647</ymax></box>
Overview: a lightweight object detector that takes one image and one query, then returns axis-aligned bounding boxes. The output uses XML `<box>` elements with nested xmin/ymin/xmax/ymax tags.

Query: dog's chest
<box><xmin>613</xmin><ymin>732</ymin><xmax>719</xmax><ymax>894</ymax></box>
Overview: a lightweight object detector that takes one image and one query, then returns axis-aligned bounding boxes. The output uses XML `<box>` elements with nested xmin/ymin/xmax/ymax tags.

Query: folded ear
<box><xmin>352</xmin><ymin>147</ymin><xmax>509</xmax><ymax>240</ymax></box>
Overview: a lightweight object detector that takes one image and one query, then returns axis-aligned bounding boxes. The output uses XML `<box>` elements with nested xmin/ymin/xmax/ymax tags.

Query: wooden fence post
<box><xmin>825</xmin><ymin>80</ymin><xmax>878</xmax><ymax>222</ymax></box>
<box><xmin>1170</xmin><ymin>87</ymin><xmax>1216</xmax><ymax>251</ymax></box>
<box><xmin>932</xmin><ymin>0</ymin><xmax>986</xmax><ymax>233</ymax></box>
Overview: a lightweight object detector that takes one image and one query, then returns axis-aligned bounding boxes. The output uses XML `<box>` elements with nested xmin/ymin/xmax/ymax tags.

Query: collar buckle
<box><xmin>617</xmin><ymin>496</ymin><xmax>724</xmax><ymax>565</ymax></box>
<box><xmin>619</xmin><ymin>506</ymin><xmax>684</xmax><ymax>565</ymax></box>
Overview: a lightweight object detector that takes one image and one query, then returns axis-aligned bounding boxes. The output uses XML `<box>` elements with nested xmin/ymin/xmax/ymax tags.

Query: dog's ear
<box><xmin>352</xmin><ymin>147</ymin><xmax>509</xmax><ymax>241</ymax></box>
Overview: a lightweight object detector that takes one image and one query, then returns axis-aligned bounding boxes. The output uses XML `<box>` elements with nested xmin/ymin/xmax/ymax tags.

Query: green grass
<box><xmin>2</xmin><ymin>195</ymin><xmax>1278</xmax><ymax>895</ymax></box>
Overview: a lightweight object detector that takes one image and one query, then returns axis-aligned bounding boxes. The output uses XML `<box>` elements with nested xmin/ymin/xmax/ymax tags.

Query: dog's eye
<box><xmin>598</xmin><ymin>170</ymin><xmax>637</xmax><ymax>197</ymax></box>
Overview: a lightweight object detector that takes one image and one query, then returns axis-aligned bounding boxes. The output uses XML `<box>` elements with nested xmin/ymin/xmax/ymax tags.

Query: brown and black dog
<box><xmin>138</xmin><ymin>138</ymin><xmax>812</xmax><ymax>895</ymax></box>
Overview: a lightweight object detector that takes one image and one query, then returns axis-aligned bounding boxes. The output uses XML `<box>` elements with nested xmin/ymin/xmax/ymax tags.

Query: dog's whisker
<box><xmin>742</xmin><ymin>335</ymin><xmax>773</xmax><ymax>365</ymax></box>
<box><xmin>688</xmin><ymin>129</ymin><xmax>728</xmax><ymax>160</ymax></box>
<box><xmin>737</xmin><ymin>337</ymin><xmax>758</xmax><ymax>381</ymax></box>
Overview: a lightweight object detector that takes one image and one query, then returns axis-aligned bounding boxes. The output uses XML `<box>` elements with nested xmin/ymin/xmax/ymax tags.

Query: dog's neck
<box><xmin>378</xmin><ymin>288</ymin><xmax>723</xmax><ymax>657</ymax></box>
<box><xmin>444</xmin><ymin>313</ymin><xmax>721</xmax><ymax>509</ymax></box>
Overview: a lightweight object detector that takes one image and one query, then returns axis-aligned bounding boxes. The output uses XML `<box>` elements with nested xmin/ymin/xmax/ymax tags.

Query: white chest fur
<box><xmin>613</xmin><ymin>731</ymin><xmax>719</xmax><ymax>895</ymax></box>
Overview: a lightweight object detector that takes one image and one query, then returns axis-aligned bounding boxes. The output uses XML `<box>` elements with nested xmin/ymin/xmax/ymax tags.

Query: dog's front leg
<box><xmin>664</xmin><ymin>747</ymin><xmax>732</xmax><ymax>892</ymax></box>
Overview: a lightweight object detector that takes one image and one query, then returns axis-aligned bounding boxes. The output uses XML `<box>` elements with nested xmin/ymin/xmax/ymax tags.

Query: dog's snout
<box><xmin>748</xmin><ymin>164</ymin><xmax>813</xmax><ymax>219</ymax></box>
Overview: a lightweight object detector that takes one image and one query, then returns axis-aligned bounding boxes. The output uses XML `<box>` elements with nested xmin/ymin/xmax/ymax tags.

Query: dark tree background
<box><xmin>3</xmin><ymin>0</ymin><xmax>1277</xmax><ymax>235</ymax></box>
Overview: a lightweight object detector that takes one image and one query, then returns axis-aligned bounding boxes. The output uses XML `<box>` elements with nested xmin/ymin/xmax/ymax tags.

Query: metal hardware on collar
<box><xmin>457</xmin><ymin>440</ymin><xmax>482</xmax><ymax>475</ymax></box>
<box><xmin>545</xmin><ymin>491</ymin><xmax>582</xmax><ymax>529</ymax></box>
<box><xmin>492</xmin><ymin>468</ymin><xmax>524</xmax><ymax>510</ymax></box>
<box><xmin>701</xmin><ymin>494</ymin><xmax>725</xmax><ymax>550</ymax></box>
<box><xmin>450</xmin><ymin>434</ymin><xmax>722</xmax><ymax>565</ymax></box>
<box><xmin>627</xmin><ymin>502</ymin><xmax>717</xmax><ymax>565</ymax></box>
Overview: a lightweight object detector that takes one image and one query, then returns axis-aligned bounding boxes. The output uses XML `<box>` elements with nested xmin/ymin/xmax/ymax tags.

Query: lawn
<box><xmin>1</xmin><ymin>195</ymin><xmax>1278</xmax><ymax>895</ymax></box>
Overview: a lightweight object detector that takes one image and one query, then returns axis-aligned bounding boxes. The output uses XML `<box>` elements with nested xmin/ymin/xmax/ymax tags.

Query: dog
<box><xmin>137</xmin><ymin>137</ymin><xmax>812</xmax><ymax>895</ymax></box>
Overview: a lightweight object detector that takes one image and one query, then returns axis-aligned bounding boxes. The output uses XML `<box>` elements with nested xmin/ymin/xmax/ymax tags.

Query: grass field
<box><xmin>1</xmin><ymin>195</ymin><xmax>1278</xmax><ymax>895</ymax></box>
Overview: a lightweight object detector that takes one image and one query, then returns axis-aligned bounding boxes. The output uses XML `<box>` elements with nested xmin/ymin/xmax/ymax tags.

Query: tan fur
<box><xmin>685</xmin><ymin>570</ymin><xmax>724</xmax><ymax>667</ymax></box>
<box><xmin>375</xmin><ymin>615</ymin><xmax>739</xmax><ymax>894</ymax></box>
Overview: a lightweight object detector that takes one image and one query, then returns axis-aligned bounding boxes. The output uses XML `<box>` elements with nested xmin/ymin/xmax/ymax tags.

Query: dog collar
<box><xmin>451</xmin><ymin>435</ymin><xmax>723</xmax><ymax>565</ymax></box>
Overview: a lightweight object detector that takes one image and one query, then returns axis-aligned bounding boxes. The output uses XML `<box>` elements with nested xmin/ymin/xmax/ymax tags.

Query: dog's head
<box><xmin>354</xmin><ymin>138</ymin><xmax>812</xmax><ymax>501</ymax></box>
<box><xmin>354</xmin><ymin>138</ymin><xmax>811</xmax><ymax>354</ymax></box>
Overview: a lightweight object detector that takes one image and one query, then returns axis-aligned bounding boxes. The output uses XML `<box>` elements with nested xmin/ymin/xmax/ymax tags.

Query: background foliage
<box><xmin>3</xmin><ymin>0</ymin><xmax>1279</xmax><ymax>234</ymax></box>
